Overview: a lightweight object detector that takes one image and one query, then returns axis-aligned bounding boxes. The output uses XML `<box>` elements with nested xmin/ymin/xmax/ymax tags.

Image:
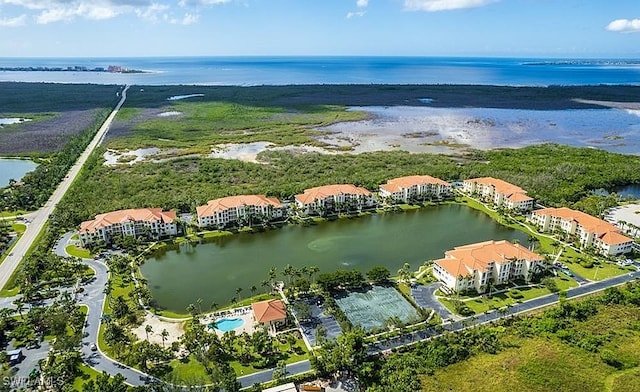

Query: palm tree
<box><xmin>268</xmin><ymin>267</ymin><xmax>278</xmax><ymax>286</ymax></box>
<box><xmin>250</xmin><ymin>285</ymin><xmax>257</xmax><ymax>298</ymax></box>
<box><xmin>210</xmin><ymin>301</ymin><xmax>219</xmax><ymax>311</ymax></box>
<box><xmin>13</xmin><ymin>298</ymin><xmax>25</xmax><ymax>320</ymax></box>
<box><xmin>261</xmin><ymin>279</ymin><xmax>271</xmax><ymax>293</ymax></box>
<box><xmin>283</xmin><ymin>264</ymin><xmax>294</xmax><ymax>285</ymax></box>
<box><xmin>308</xmin><ymin>266</ymin><xmax>320</xmax><ymax>282</ymax></box>
<box><xmin>196</xmin><ymin>297</ymin><xmax>203</xmax><ymax>314</ymax></box>
<box><xmin>186</xmin><ymin>303</ymin><xmax>198</xmax><ymax>317</ymax></box>
<box><xmin>145</xmin><ymin>324</ymin><xmax>153</xmax><ymax>341</ymax></box>
<box><xmin>160</xmin><ymin>329</ymin><xmax>169</xmax><ymax>348</ymax></box>
<box><xmin>232</xmin><ymin>286</ymin><xmax>244</xmax><ymax>303</ymax></box>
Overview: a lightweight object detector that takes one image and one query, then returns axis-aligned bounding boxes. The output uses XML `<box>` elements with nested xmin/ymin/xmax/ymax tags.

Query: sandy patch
<box><xmin>132</xmin><ymin>313</ymin><xmax>185</xmax><ymax>346</ymax></box>
<box><xmin>0</xmin><ymin>118</ymin><xmax>31</xmax><ymax>127</ymax></box>
<box><xmin>158</xmin><ymin>111</ymin><xmax>182</xmax><ymax>117</ymax></box>
<box><xmin>167</xmin><ymin>94</ymin><xmax>204</xmax><ymax>101</ymax></box>
<box><xmin>103</xmin><ymin>148</ymin><xmax>161</xmax><ymax>166</ymax></box>
<box><xmin>606</xmin><ymin>203</ymin><xmax>640</xmax><ymax>238</ymax></box>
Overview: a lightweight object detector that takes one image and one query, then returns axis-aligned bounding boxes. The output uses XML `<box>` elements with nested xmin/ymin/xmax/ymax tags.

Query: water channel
<box><xmin>0</xmin><ymin>158</ymin><xmax>37</xmax><ymax>188</ymax></box>
<box><xmin>141</xmin><ymin>204</ymin><xmax>529</xmax><ymax>313</ymax></box>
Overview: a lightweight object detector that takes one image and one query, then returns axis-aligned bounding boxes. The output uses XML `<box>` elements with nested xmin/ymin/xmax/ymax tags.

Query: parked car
<box><xmin>90</xmin><ymin>343</ymin><xmax>97</xmax><ymax>352</ymax></box>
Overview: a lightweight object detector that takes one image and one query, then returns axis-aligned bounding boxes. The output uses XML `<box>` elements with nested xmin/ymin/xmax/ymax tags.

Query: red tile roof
<box><xmin>435</xmin><ymin>240</ymin><xmax>542</xmax><ymax>278</ymax></box>
<box><xmin>196</xmin><ymin>195</ymin><xmax>282</xmax><ymax>217</ymax></box>
<box><xmin>295</xmin><ymin>184</ymin><xmax>371</xmax><ymax>205</ymax></box>
<box><xmin>380</xmin><ymin>175</ymin><xmax>451</xmax><ymax>193</ymax></box>
<box><xmin>534</xmin><ymin>207</ymin><xmax>632</xmax><ymax>245</ymax></box>
<box><xmin>252</xmin><ymin>299</ymin><xmax>286</xmax><ymax>323</ymax></box>
<box><xmin>80</xmin><ymin>208</ymin><xmax>176</xmax><ymax>234</ymax></box>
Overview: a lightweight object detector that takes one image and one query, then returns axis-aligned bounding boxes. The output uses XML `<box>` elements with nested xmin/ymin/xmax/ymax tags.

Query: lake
<box><xmin>0</xmin><ymin>158</ymin><xmax>37</xmax><ymax>187</ymax></box>
<box><xmin>614</xmin><ymin>184</ymin><xmax>640</xmax><ymax>199</ymax></box>
<box><xmin>141</xmin><ymin>204</ymin><xmax>529</xmax><ymax>313</ymax></box>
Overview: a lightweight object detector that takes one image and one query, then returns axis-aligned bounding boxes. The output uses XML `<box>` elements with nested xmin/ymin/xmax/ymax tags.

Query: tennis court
<box><xmin>335</xmin><ymin>285</ymin><xmax>420</xmax><ymax>331</ymax></box>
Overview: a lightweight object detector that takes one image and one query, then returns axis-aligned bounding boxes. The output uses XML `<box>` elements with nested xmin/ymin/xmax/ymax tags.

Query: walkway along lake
<box><xmin>141</xmin><ymin>204</ymin><xmax>529</xmax><ymax>313</ymax></box>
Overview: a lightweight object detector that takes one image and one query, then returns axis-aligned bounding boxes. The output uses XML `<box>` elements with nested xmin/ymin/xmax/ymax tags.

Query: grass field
<box><xmin>65</xmin><ymin>244</ymin><xmax>91</xmax><ymax>259</ymax></box>
<box><xmin>107</xmin><ymin>100</ymin><xmax>366</xmax><ymax>152</ymax></box>
<box><xmin>421</xmin><ymin>304</ymin><xmax>640</xmax><ymax>392</ymax></box>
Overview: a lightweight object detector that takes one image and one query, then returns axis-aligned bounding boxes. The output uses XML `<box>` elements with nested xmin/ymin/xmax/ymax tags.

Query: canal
<box><xmin>141</xmin><ymin>204</ymin><xmax>529</xmax><ymax>313</ymax></box>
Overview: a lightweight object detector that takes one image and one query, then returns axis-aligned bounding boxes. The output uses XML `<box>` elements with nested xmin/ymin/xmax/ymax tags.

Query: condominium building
<box><xmin>196</xmin><ymin>195</ymin><xmax>285</xmax><ymax>228</ymax></box>
<box><xmin>294</xmin><ymin>184</ymin><xmax>376</xmax><ymax>216</ymax></box>
<box><xmin>528</xmin><ymin>207</ymin><xmax>634</xmax><ymax>256</ymax></box>
<box><xmin>79</xmin><ymin>208</ymin><xmax>178</xmax><ymax>246</ymax></box>
<box><xmin>433</xmin><ymin>240</ymin><xmax>544</xmax><ymax>293</ymax></box>
<box><xmin>462</xmin><ymin>177</ymin><xmax>534</xmax><ymax>211</ymax></box>
<box><xmin>379</xmin><ymin>175</ymin><xmax>452</xmax><ymax>203</ymax></box>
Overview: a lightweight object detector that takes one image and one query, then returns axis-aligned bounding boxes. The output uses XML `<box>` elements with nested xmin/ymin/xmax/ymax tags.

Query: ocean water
<box><xmin>0</xmin><ymin>57</ymin><xmax>639</xmax><ymax>86</ymax></box>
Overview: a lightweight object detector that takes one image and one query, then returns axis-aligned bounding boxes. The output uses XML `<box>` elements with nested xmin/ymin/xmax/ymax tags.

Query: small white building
<box><xmin>196</xmin><ymin>195</ymin><xmax>285</xmax><ymax>228</ymax></box>
<box><xmin>433</xmin><ymin>240</ymin><xmax>544</xmax><ymax>293</ymax></box>
<box><xmin>79</xmin><ymin>208</ymin><xmax>178</xmax><ymax>246</ymax></box>
<box><xmin>379</xmin><ymin>175</ymin><xmax>452</xmax><ymax>203</ymax></box>
<box><xmin>294</xmin><ymin>184</ymin><xmax>376</xmax><ymax>216</ymax></box>
<box><xmin>463</xmin><ymin>177</ymin><xmax>534</xmax><ymax>211</ymax></box>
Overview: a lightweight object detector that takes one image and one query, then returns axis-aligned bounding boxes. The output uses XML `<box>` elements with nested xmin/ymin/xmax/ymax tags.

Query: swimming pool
<box><xmin>209</xmin><ymin>318</ymin><xmax>244</xmax><ymax>332</ymax></box>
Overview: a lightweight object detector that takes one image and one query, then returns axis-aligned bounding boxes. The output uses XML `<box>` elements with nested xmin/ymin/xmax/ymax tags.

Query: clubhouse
<box><xmin>528</xmin><ymin>207</ymin><xmax>634</xmax><ymax>256</ymax></box>
<box><xmin>294</xmin><ymin>184</ymin><xmax>376</xmax><ymax>216</ymax></box>
<box><xmin>433</xmin><ymin>240</ymin><xmax>544</xmax><ymax>293</ymax></box>
<box><xmin>197</xmin><ymin>195</ymin><xmax>285</xmax><ymax>228</ymax></box>
<box><xmin>79</xmin><ymin>208</ymin><xmax>178</xmax><ymax>246</ymax></box>
<box><xmin>462</xmin><ymin>177</ymin><xmax>534</xmax><ymax>211</ymax></box>
<box><xmin>379</xmin><ymin>175</ymin><xmax>452</xmax><ymax>203</ymax></box>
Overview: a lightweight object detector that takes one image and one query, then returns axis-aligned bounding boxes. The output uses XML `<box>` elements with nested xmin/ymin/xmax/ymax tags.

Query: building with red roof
<box><xmin>433</xmin><ymin>240</ymin><xmax>544</xmax><ymax>293</ymax></box>
<box><xmin>196</xmin><ymin>195</ymin><xmax>284</xmax><ymax>228</ymax></box>
<box><xmin>79</xmin><ymin>208</ymin><xmax>178</xmax><ymax>246</ymax></box>
<box><xmin>463</xmin><ymin>177</ymin><xmax>534</xmax><ymax>211</ymax></box>
<box><xmin>529</xmin><ymin>207</ymin><xmax>633</xmax><ymax>256</ymax></box>
<box><xmin>379</xmin><ymin>175</ymin><xmax>452</xmax><ymax>203</ymax></box>
<box><xmin>294</xmin><ymin>184</ymin><xmax>375</xmax><ymax>216</ymax></box>
<box><xmin>252</xmin><ymin>299</ymin><xmax>287</xmax><ymax>335</ymax></box>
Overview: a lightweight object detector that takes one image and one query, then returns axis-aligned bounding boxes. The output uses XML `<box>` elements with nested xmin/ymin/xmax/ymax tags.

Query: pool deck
<box><xmin>202</xmin><ymin>306</ymin><xmax>256</xmax><ymax>336</ymax></box>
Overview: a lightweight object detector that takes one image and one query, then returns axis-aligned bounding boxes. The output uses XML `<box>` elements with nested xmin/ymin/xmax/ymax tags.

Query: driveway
<box><xmin>411</xmin><ymin>283</ymin><xmax>458</xmax><ymax>321</ymax></box>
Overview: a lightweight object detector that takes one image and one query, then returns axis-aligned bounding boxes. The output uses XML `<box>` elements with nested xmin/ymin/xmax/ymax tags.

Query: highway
<box><xmin>0</xmin><ymin>86</ymin><xmax>129</xmax><ymax>291</ymax></box>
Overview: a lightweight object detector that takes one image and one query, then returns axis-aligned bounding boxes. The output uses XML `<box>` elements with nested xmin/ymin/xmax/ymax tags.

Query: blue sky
<box><xmin>0</xmin><ymin>0</ymin><xmax>639</xmax><ymax>57</ymax></box>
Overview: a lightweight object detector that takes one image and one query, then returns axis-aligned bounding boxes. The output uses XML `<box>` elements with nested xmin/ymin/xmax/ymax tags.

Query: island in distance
<box><xmin>0</xmin><ymin>65</ymin><xmax>147</xmax><ymax>73</ymax></box>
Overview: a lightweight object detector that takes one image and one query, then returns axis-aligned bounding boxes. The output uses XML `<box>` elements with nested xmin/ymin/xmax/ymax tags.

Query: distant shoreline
<box><xmin>0</xmin><ymin>66</ymin><xmax>147</xmax><ymax>74</ymax></box>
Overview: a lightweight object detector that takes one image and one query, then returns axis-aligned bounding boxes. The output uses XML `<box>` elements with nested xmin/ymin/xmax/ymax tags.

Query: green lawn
<box><xmin>563</xmin><ymin>259</ymin><xmax>635</xmax><ymax>281</ymax></box>
<box><xmin>72</xmin><ymin>364</ymin><xmax>102</xmax><ymax>390</ymax></box>
<box><xmin>65</xmin><ymin>244</ymin><xmax>92</xmax><ymax>259</ymax></box>
<box><xmin>11</xmin><ymin>223</ymin><xmax>26</xmax><ymax>233</ymax></box>
<box><xmin>442</xmin><ymin>276</ymin><xmax>578</xmax><ymax>315</ymax></box>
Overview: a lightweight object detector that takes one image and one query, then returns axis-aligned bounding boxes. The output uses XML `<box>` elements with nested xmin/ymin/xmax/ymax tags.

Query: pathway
<box><xmin>411</xmin><ymin>283</ymin><xmax>458</xmax><ymax>321</ymax></box>
<box><xmin>0</xmin><ymin>86</ymin><xmax>129</xmax><ymax>292</ymax></box>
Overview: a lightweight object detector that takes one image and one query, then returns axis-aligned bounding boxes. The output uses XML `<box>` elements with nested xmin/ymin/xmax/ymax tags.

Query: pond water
<box><xmin>613</xmin><ymin>184</ymin><xmax>640</xmax><ymax>199</ymax></box>
<box><xmin>0</xmin><ymin>158</ymin><xmax>37</xmax><ymax>187</ymax></box>
<box><xmin>318</xmin><ymin>106</ymin><xmax>640</xmax><ymax>155</ymax></box>
<box><xmin>141</xmin><ymin>204</ymin><xmax>529</xmax><ymax>313</ymax></box>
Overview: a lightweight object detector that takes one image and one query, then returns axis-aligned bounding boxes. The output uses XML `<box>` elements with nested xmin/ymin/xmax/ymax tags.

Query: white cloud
<box><xmin>404</xmin><ymin>0</ymin><xmax>498</xmax><ymax>12</ymax></box>
<box><xmin>0</xmin><ymin>14</ymin><xmax>26</xmax><ymax>26</ymax></box>
<box><xmin>606</xmin><ymin>18</ymin><xmax>640</xmax><ymax>33</ymax></box>
<box><xmin>356</xmin><ymin>0</ymin><xmax>369</xmax><ymax>7</ymax></box>
<box><xmin>178</xmin><ymin>0</ymin><xmax>234</xmax><ymax>6</ymax></box>
<box><xmin>346</xmin><ymin>10</ymin><xmax>366</xmax><ymax>18</ymax></box>
<box><xmin>0</xmin><ymin>0</ymin><xmax>172</xmax><ymax>24</ymax></box>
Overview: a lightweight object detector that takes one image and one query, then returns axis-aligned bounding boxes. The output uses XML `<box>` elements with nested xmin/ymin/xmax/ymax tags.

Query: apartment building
<box><xmin>528</xmin><ymin>207</ymin><xmax>634</xmax><ymax>256</ymax></box>
<box><xmin>433</xmin><ymin>240</ymin><xmax>544</xmax><ymax>293</ymax></box>
<box><xmin>463</xmin><ymin>177</ymin><xmax>534</xmax><ymax>211</ymax></box>
<box><xmin>79</xmin><ymin>208</ymin><xmax>178</xmax><ymax>246</ymax></box>
<box><xmin>196</xmin><ymin>195</ymin><xmax>285</xmax><ymax>228</ymax></box>
<box><xmin>294</xmin><ymin>184</ymin><xmax>376</xmax><ymax>216</ymax></box>
<box><xmin>379</xmin><ymin>175</ymin><xmax>452</xmax><ymax>203</ymax></box>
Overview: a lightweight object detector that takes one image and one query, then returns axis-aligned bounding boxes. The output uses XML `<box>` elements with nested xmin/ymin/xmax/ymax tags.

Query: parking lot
<box><xmin>295</xmin><ymin>297</ymin><xmax>342</xmax><ymax>346</ymax></box>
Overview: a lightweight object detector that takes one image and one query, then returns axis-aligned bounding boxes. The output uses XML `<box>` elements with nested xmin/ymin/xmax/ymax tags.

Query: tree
<box><xmin>292</xmin><ymin>302</ymin><xmax>312</xmax><ymax>321</ymax></box>
<box><xmin>187</xmin><ymin>303</ymin><xmax>198</xmax><ymax>317</ymax></box>
<box><xmin>13</xmin><ymin>298</ymin><xmax>25</xmax><ymax>321</ymax></box>
<box><xmin>145</xmin><ymin>324</ymin><xmax>153</xmax><ymax>341</ymax></box>
<box><xmin>542</xmin><ymin>277</ymin><xmax>559</xmax><ymax>293</ymax></box>
<box><xmin>272</xmin><ymin>360</ymin><xmax>289</xmax><ymax>381</ymax></box>
<box><xmin>367</xmin><ymin>266</ymin><xmax>391</xmax><ymax>284</ymax></box>
<box><xmin>160</xmin><ymin>328</ymin><xmax>169</xmax><ymax>348</ymax></box>
<box><xmin>112</xmin><ymin>296</ymin><xmax>130</xmax><ymax>320</ymax></box>
<box><xmin>235</xmin><ymin>287</ymin><xmax>243</xmax><ymax>301</ymax></box>
<box><xmin>250</xmin><ymin>285</ymin><xmax>257</xmax><ymax>297</ymax></box>
<box><xmin>84</xmin><ymin>372</ymin><xmax>128</xmax><ymax>392</ymax></box>
<box><xmin>397</xmin><ymin>262</ymin><xmax>414</xmax><ymax>283</ymax></box>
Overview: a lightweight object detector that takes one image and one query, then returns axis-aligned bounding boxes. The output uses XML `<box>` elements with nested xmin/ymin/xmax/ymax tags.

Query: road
<box><xmin>0</xmin><ymin>86</ymin><xmax>128</xmax><ymax>292</ymax></box>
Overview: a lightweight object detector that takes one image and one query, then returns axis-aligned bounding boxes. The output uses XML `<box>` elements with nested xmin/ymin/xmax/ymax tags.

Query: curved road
<box><xmin>0</xmin><ymin>86</ymin><xmax>128</xmax><ymax>291</ymax></box>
